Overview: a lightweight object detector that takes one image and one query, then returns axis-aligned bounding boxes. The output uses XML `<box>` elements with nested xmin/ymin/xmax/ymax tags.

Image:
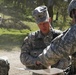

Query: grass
<box><xmin>22</xmin><ymin>21</ymin><xmax>39</xmax><ymax>31</ymax></box>
<box><xmin>0</xmin><ymin>28</ymin><xmax>30</xmax><ymax>34</ymax></box>
<box><xmin>0</xmin><ymin>20</ymin><xmax>39</xmax><ymax>51</ymax></box>
<box><xmin>0</xmin><ymin>28</ymin><xmax>29</xmax><ymax>46</ymax></box>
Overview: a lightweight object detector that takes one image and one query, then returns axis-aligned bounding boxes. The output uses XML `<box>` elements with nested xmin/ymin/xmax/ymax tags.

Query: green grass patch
<box><xmin>22</xmin><ymin>21</ymin><xmax>39</xmax><ymax>31</ymax></box>
<box><xmin>0</xmin><ymin>28</ymin><xmax>30</xmax><ymax>34</ymax></box>
<box><xmin>0</xmin><ymin>34</ymin><xmax>26</xmax><ymax>45</ymax></box>
<box><xmin>0</xmin><ymin>20</ymin><xmax>39</xmax><ymax>51</ymax></box>
<box><xmin>0</xmin><ymin>28</ymin><xmax>30</xmax><ymax>51</ymax></box>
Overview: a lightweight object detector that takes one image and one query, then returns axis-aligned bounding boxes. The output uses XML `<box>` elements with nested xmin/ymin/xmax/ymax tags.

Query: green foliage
<box><xmin>53</xmin><ymin>15</ymin><xmax>71</xmax><ymax>31</ymax></box>
<box><xmin>0</xmin><ymin>0</ymin><xmax>3</xmax><ymax>4</ymax></box>
<box><xmin>0</xmin><ymin>0</ymin><xmax>72</xmax><ymax>51</ymax></box>
<box><xmin>0</xmin><ymin>21</ymin><xmax>39</xmax><ymax>51</ymax></box>
<box><xmin>0</xmin><ymin>28</ymin><xmax>29</xmax><ymax>50</ymax></box>
<box><xmin>0</xmin><ymin>28</ymin><xmax>30</xmax><ymax>35</ymax></box>
<box><xmin>53</xmin><ymin>21</ymin><xmax>70</xmax><ymax>31</ymax></box>
<box><xmin>0</xmin><ymin>0</ymin><xmax>71</xmax><ymax>21</ymax></box>
<box><xmin>0</xmin><ymin>20</ymin><xmax>39</xmax><ymax>45</ymax></box>
<box><xmin>22</xmin><ymin>21</ymin><xmax>39</xmax><ymax>31</ymax></box>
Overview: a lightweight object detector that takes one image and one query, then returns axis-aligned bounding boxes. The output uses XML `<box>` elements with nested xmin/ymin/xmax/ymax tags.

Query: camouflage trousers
<box><xmin>0</xmin><ymin>57</ymin><xmax>10</xmax><ymax>75</ymax></box>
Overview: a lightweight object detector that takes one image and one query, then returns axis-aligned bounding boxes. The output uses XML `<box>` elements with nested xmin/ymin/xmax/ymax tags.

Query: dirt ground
<box><xmin>0</xmin><ymin>47</ymin><xmax>32</xmax><ymax>75</ymax></box>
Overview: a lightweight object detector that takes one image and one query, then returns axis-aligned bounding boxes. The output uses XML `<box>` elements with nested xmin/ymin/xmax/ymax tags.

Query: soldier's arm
<box><xmin>38</xmin><ymin>24</ymin><xmax>76</xmax><ymax>67</ymax></box>
<box><xmin>20</xmin><ymin>36</ymin><xmax>37</xmax><ymax>67</ymax></box>
<box><xmin>51</xmin><ymin>28</ymin><xmax>63</xmax><ymax>39</ymax></box>
<box><xmin>52</xmin><ymin>29</ymin><xmax>63</xmax><ymax>35</ymax></box>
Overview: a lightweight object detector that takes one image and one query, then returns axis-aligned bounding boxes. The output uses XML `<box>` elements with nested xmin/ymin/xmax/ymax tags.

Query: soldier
<box><xmin>20</xmin><ymin>5</ymin><xmax>62</xmax><ymax>75</ymax></box>
<box><xmin>0</xmin><ymin>57</ymin><xmax>10</xmax><ymax>75</ymax></box>
<box><xmin>38</xmin><ymin>0</ymin><xmax>76</xmax><ymax>75</ymax></box>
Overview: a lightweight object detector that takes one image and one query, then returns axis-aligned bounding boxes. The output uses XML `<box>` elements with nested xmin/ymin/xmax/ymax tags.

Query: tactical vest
<box><xmin>62</xmin><ymin>29</ymin><xmax>76</xmax><ymax>75</ymax></box>
<box><xmin>31</xmin><ymin>30</ymin><xmax>61</xmax><ymax>58</ymax></box>
<box><xmin>27</xmin><ymin>30</ymin><xmax>61</xmax><ymax>69</ymax></box>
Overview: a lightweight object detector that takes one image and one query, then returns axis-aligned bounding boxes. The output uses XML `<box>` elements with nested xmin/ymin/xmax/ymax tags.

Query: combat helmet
<box><xmin>68</xmin><ymin>0</ymin><xmax>76</xmax><ymax>18</ymax></box>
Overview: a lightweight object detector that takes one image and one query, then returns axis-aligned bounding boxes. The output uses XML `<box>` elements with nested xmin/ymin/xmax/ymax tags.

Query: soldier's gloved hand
<box><xmin>37</xmin><ymin>55</ymin><xmax>51</xmax><ymax>68</ymax></box>
<box><xmin>36</xmin><ymin>57</ymin><xmax>47</xmax><ymax>68</ymax></box>
<box><xmin>36</xmin><ymin>61</ymin><xmax>41</xmax><ymax>66</ymax></box>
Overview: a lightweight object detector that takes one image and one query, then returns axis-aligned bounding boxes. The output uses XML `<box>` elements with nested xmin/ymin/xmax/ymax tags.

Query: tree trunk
<box><xmin>56</xmin><ymin>11</ymin><xmax>58</xmax><ymax>20</ymax></box>
<box><xmin>37</xmin><ymin>0</ymin><xmax>43</xmax><ymax>6</ymax></box>
<box><xmin>48</xmin><ymin>5</ymin><xmax>53</xmax><ymax>21</ymax></box>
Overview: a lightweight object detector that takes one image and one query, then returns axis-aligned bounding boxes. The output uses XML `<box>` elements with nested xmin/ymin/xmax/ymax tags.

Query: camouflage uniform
<box><xmin>39</xmin><ymin>24</ymin><xmax>76</xmax><ymax>73</ymax></box>
<box><xmin>20</xmin><ymin>28</ymin><xmax>62</xmax><ymax>75</ymax></box>
<box><xmin>68</xmin><ymin>0</ymin><xmax>76</xmax><ymax>18</ymax></box>
<box><xmin>0</xmin><ymin>57</ymin><xmax>10</xmax><ymax>75</ymax></box>
<box><xmin>38</xmin><ymin>1</ymin><xmax>76</xmax><ymax>74</ymax></box>
<box><xmin>20</xmin><ymin>5</ymin><xmax>70</xmax><ymax>75</ymax></box>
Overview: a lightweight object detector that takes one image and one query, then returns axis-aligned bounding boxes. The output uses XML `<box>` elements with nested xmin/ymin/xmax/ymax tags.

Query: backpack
<box><xmin>0</xmin><ymin>56</ymin><xmax>10</xmax><ymax>75</ymax></box>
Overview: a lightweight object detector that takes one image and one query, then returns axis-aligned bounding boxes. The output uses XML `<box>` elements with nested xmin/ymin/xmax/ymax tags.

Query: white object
<box><xmin>16</xmin><ymin>67</ymin><xmax>63</xmax><ymax>75</ymax></box>
<box><xmin>0</xmin><ymin>56</ymin><xmax>8</xmax><ymax>61</ymax></box>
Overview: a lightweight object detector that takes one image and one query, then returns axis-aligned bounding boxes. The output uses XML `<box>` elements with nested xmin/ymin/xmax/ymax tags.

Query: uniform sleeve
<box><xmin>53</xmin><ymin>29</ymin><xmax>63</xmax><ymax>35</ymax></box>
<box><xmin>39</xmin><ymin>25</ymin><xmax>76</xmax><ymax>67</ymax></box>
<box><xmin>20</xmin><ymin>35</ymin><xmax>37</xmax><ymax>67</ymax></box>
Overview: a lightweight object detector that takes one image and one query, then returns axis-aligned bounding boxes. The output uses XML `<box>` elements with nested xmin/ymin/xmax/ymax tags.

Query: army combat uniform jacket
<box><xmin>20</xmin><ymin>28</ymin><xmax>63</xmax><ymax>69</ymax></box>
<box><xmin>39</xmin><ymin>24</ymin><xmax>76</xmax><ymax>70</ymax></box>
